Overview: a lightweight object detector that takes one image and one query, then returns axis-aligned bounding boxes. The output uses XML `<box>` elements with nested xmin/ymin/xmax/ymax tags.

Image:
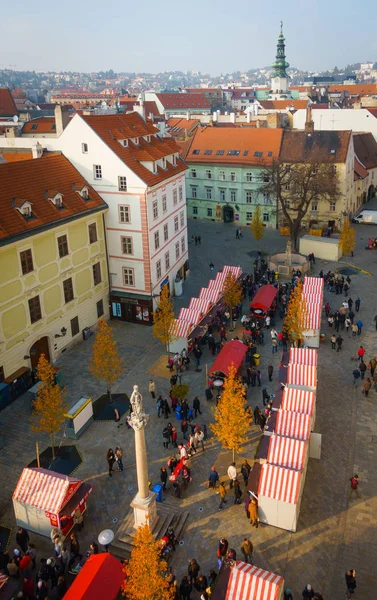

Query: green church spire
<box><xmin>271</xmin><ymin>21</ymin><xmax>289</xmax><ymax>78</ymax></box>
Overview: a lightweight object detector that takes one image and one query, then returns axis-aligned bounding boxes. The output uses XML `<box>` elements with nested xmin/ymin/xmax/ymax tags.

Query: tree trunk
<box><xmin>108</xmin><ymin>383</ymin><xmax>112</xmax><ymax>404</ymax></box>
<box><xmin>290</xmin><ymin>223</ymin><xmax>301</xmax><ymax>252</ymax></box>
<box><xmin>51</xmin><ymin>434</ymin><xmax>55</xmax><ymax>459</ymax></box>
<box><xmin>232</xmin><ymin>448</ymin><xmax>235</xmax><ymax>462</ymax></box>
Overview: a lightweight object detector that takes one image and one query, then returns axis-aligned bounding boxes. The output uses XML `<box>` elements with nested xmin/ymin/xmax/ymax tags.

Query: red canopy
<box><xmin>209</xmin><ymin>340</ymin><xmax>247</xmax><ymax>376</ymax></box>
<box><xmin>63</xmin><ymin>554</ymin><xmax>124</xmax><ymax>600</ymax></box>
<box><xmin>250</xmin><ymin>284</ymin><xmax>277</xmax><ymax>312</ymax></box>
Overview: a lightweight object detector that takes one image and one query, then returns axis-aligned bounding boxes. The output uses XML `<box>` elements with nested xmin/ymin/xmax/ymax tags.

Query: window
<box><xmin>119</xmin><ymin>205</ymin><xmax>130</xmax><ymax>223</ymax></box>
<box><xmin>162</xmin><ymin>157</ymin><xmax>166</xmax><ymax>169</ymax></box>
<box><xmin>29</xmin><ymin>296</ymin><xmax>42</xmax><ymax>324</ymax></box>
<box><xmin>311</xmin><ymin>202</ymin><xmax>318</xmax><ymax>212</ymax></box>
<box><xmin>246</xmin><ymin>172</ymin><xmax>253</xmax><ymax>182</ymax></box>
<box><xmin>246</xmin><ymin>191</ymin><xmax>252</xmax><ymax>203</ymax></box>
<box><xmin>164</xmin><ymin>223</ymin><xmax>169</xmax><ymax>242</ymax></box>
<box><xmin>118</xmin><ymin>176</ymin><xmax>127</xmax><ymax>191</ymax></box>
<box><xmin>123</xmin><ymin>267</ymin><xmax>134</xmax><ymax>286</ymax></box>
<box><xmin>181</xmin><ymin>236</ymin><xmax>186</xmax><ymax>252</ymax></box>
<box><xmin>179</xmin><ymin>186</ymin><xmax>183</xmax><ymax>201</ymax></box>
<box><xmin>246</xmin><ymin>212</ymin><xmax>253</xmax><ymax>220</ymax></box>
<box><xmin>193</xmin><ymin>207</ymin><xmax>198</xmax><ymax>215</ymax></box>
<box><xmin>216</xmin><ymin>150</ymin><xmax>224</xmax><ymax>156</ymax></box>
<box><xmin>63</xmin><ymin>278</ymin><xmax>74</xmax><ymax>303</ymax></box>
<box><xmin>263</xmin><ymin>213</ymin><xmax>269</xmax><ymax>222</ymax></box>
<box><xmin>207</xmin><ymin>208</ymin><xmax>213</xmax><ymax>217</ymax></box>
<box><xmin>93</xmin><ymin>262</ymin><xmax>101</xmax><ymax>286</ymax></box>
<box><xmin>71</xmin><ymin>316</ymin><xmax>79</xmax><ymax>337</ymax></box>
<box><xmin>122</xmin><ymin>236</ymin><xmax>133</xmax><ymax>255</ymax></box>
<box><xmin>204</xmin><ymin>150</ymin><xmax>213</xmax><ymax>155</ymax></box>
<box><xmin>153</xmin><ymin>199</ymin><xmax>158</xmax><ymax>219</ymax></box>
<box><xmin>219</xmin><ymin>170</ymin><xmax>225</xmax><ymax>181</ymax></box>
<box><xmin>57</xmin><ymin>235</ymin><xmax>68</xmax><ymax>258</ymax></box>
<box><xmin>174</xmin><ymin>216</ymin><xmax>179</xmax><ymax>232</ymax></box>
<box><xmin>93</xmin><ymin>165</ymin><xmax>102</xmax><ymax>179</ymax></box>
<box><xmin>191</xmin><ymin>169</ymin><xmax>197</xmax><ymax>178</ymax></box>
<box><xmin>205</xmin><ymin>169</ymin><xmax>212</xmax><ymax>179</ymax></box>
<box><xmin>285</xmin><ymin>183</ymin><xmax>290</xmax><ymax>191</ymax></box>
<box><xmin>156</xmin><ymin>260</ymin><xmax>162</xmax><ymax>280</ymax></box>
<box><xmin>162</xmin><ymin>195</ymin><xmax>167</xmax><ymax>212</ymax></box>
<box><xmin>175</xmin><ymin>241</ymin><xmax>180</xmax><ymax>260</ymax></box>
<box><xmin>180</xmin><ymin>211</ymin><xmax>184</xmax><ymax>227</ymax></box>
<box><xmin>154</xmin><ymin>231</ymin><xmax>160</xmax><ymax>250</ymax></box>
<box><xmin>230</xmin><ymin>190</ymin><xmax>236</xmax><ymax>202</ymax></box>
<box><xmin>206</xmin><ymin>188</ymin><xmax>213</xmax><ymax>200</ymax></box>
<box><xmin>165</xmin><ymin>251</ymin><xmax>170</xmax><ymax>271</ymax></box>
<box><xmin>88</xmin><ymin>223</ymin><xmax>97</xmax><ymax>244</ymax></box>
<box><xmin>220</xmin><ymin>189</ymin><xmax>226</xmax><ymax>202</ymax></box>
<box><xmin>82</xmin><ymin>143</ymin><xmax>88</xmax><ymax>153</ymax></box>
<box><xmin>191</xmin><ymin>186</ymin><xmax>197</xmax><ymax>198</ymax></box>
<box><xmin>97</xmin><ymin>299</ymin><xmax>104</xmax><ymax>318</ymax></box>
<box><xmin>263</xmin><ymin>193</ymin><xmax>270</xmax><ymax>204</ymax></box>
<box><xmin>20</xmin><ymin>249</ymin><xmax>33</xmax><ymax>275</ymax></box>
<box><xmin>329</xmin><ymin>201</ymin><xmax>336</xmax><ymax>212</ymax></box>
<box><xmin>192</xmin><ymin>149</ymin><xmax>200</xmax><ymax>155</ymax></box>
<box><xmin>230</xmin><ymin>171</ymin><xmax>236</xmax><ymax>182</ymax></box>
<box><xmin>173</xmin><ymin>189</ymin><xmax>178</xmax><ymax>205</ymax></box>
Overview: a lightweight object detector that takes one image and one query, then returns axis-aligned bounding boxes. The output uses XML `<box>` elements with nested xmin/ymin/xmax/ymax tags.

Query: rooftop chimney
<box><xmin>32</xmin><ymin>142</ymin><xmax>43</xmax><ymax>159</ymax></box>
<box><xmin>55</xmin><ymin>105</ymin><xmax>70</xmax><ymax>136</ymax></box>
<box><xmin>305</xmin><ymin>104</ymin><xmax>314</xmax><ymax>133</ymax></box>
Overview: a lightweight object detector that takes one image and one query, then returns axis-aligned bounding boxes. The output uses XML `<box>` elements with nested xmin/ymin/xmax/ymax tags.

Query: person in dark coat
<box><xmin>192</xmin><ymin>397</ymin><xmax>201</xmax><ymax>417</ymax></box>
<box><xmin>234</xmin><ymin>480</ymin><xmax>242</xmax><ymax>504</ymax></box>
<box><xmin>16</xmin><ymin>528</ymin><xmax>29</xmax><ymax>553</ymax></box>
<box><xmin>179</xmin><ymin>575</ymin><xmax>192</xmax><ymax>600</ymax></box>
<box><xmin>302</xmin><ymin>584</ymin><xmax>315</xmax><ymax>598</ymax></box>
<box><xmin>253</xmin><ymin>406</ymin><xmax>261</xmax><ymax>426</ymax></box>
<box><xmin>345</xmin><ymin>569</ymin><xmax>357</xmax><ymax>595</ymax></box>
<box><xmin>187</xmin><ymin>558</ymin><xmax>200</xmax><ymax>585</ymax></box>
<box><xmin>107</xmin><ymin>448</ymin><xmax>115</xmax><ymax>476</ymax></box>
<box><xmin>241</xmin><ymin>460</ymin><xmax>251</xmax><ymax>486</ymax></box>
<box><xmin>160</xmin><ymin>466</ymin><xmax>168</xmax><ymax>491</ymax></box>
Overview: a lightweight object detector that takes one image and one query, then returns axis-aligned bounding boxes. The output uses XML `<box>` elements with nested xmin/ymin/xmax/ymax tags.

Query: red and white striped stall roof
<box><xmin>215</xmin><ymin>271</ymin><xmax>227</xmax><ymax>288</ymax></box>
<box><xmin>189</xmin><ymin>297</ymin><xmax>212</xmax><ymax>315</ymax></box>
<box><xmin>199</xmin><ymin>286</ymin><xmax>222</xmax><ymax>303</ymax></box>
<box><xmin>258</xmin><ymin>463</ymin><xmax>302</xmax><ymax>504</ymax></box>
<box><xmin>303</xmin><ymin>303</ymin><xmax>321</xmax><ymax>329</ymax></box>
<box><xmin>171</xmin><ymin>319</ymin><xmax>191</xmax><ymax>339</ymax></box>
<box><xmin>289</xmin><ymin>348</ymin><xmax>318</xmax><ymax>366</ymax></box>
<box><xmin>178</xmin><ymin>307</ymin><xmax>201</xmax><ymax>326</ymax></box>
<box><xmin>275</xmin><ymin>410</ymin><xmax>312</xmax><ymax>441</ymax></box>
<box><xmin>281</xmin><ymin>388</ymin><xmax>315</xmax><ymax>416</ymax></box>
<box><xmin>226</xmin><ymin>561</ymin><xmax>284</xmax><ymax>600</ymax></box>
<box><xmin>12</xmin><ymin>468</ymin><xmax>80</xmax><ymax>514</ymax></box>
<box><xmin>223</xmin><ymin>265</ymin><xmax>243</xmax><ymax>279</ymax></box>
<box><xmin>267</xmin><ymin>435</ymin><xmax>307</xmax><ymax>471</ymax></box>
<box><xmin>208</xmin><ymin>279</ymin><xmax>222</xmax><ymax>291</ymax></box>
<box><xmin>304</xmin><ymin>277</ymin><xmax>324</xmax><ymax>290</ymax></box>
<box><xmin>287</xmin><ymin>364</ymin><xmax>317</xmax><ymax>389</ymax></box>
<box><xmin>0</xmin><ymin>574</ymin><xmax>9</xmax><ymax>590</ymax></box>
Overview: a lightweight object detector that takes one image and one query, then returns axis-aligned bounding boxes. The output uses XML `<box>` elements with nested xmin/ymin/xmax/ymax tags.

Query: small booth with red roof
<box><xmin>208</xmin><ymin>339</ymin><xmax>248</xmax><ymax>388</ymax></box>
<box><xmin>249</xmin><ymin>284</ymin><xmax>278</xmax><ymax>321</ymax></box>
<box><xmin>12</xmin><ymin>467</ymin><xmax>92</xmax><ymax>538</ymax></box>
<box><xmin>62</xmin><ymin>553</ymin><xmax>124</xmax><ymax>600</ymax></box>
<box><xmin>212</xmin><ymin>560</ymin><xmax>284</xmax><ymax>600</ymax></box>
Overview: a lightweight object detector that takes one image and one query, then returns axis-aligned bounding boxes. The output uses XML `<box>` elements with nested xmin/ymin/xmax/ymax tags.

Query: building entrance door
<box><xmin>30</xmin><ymin>337</ymin><xmax>50</xmax><ymax>370</ymax></box>
<box><xmin>223</xmin><ymin>205</ymin><xmax>234</xmax><ymax>223</ymax></box>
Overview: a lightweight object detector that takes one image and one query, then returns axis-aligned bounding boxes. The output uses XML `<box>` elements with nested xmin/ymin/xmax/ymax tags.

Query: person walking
<box><xmin>107</xmin><ymin>448</ymin><xmax>115</xmax><ymax>477</ymax></box>
<box><xmin>351</xmin><ymin>322</ymin><xmax>358</xmax><ymax>337</ymax></box>
<box><xmin>68</xmin><ymin>532</ymin><xmax>82</xmax><ymax>570</ymax></box>
<box><xmin>208</xmin><ymin>466</ymin><xmax>219</xmax><ymax>489</ymax></box>
<box><xmin>171</xmin><ymin>426</ymin><xmax>178</xmax><ymax>448</ymax></box>
<box><xmin>356</xmin><ymin>319</ymin><xmax>363</xmax><ymax>335</ymax></box>
<box><xmin>357</xmin><ymin>346</ymin><xmax>366</xmax><ymax>361</ymax></box>
<box><xmin>359</xmin><ymin>360</ymin><xmax>367</xmax><ymax>380</ymax></box>
<box><xmin>227</xmin><ymin>462</ymin><xmax>237</xmax><ymax>489</ymax></box>
<box><xmin>179</xmin><ymin>575</ymin><xmax>192</xmax><ymax>600</ymax></box>
<box><xmin>16</xmin><ymin>528</ymin><xmax>29</xmax><ymax>554</ymax></box>
<box><xmin>355</xmin><ymin>297</ymin><xmax>361</xmax><ymax>312</ymax></box>
<box><xmin>193</xmin><ymin>396</ymin><xmax>201</xmax><ymax>417</ymax></box>
<box><xmin>345</xmin><ymin>569</ymin><xmax>357</xmax><ymax>598</ymax></box>
<box><xmin>160</xmin><ymin>466</ymin><xmax>168</xmax><ymax>491</ymax></box>
<box><xmin>195</xmin><ymin>428</ymin><xmax>205</xmax><ymax>451</ymax></box>
<box><xmin>249</xmin><ymin>497</ymin><xmax>259</xmax><ymax>528</ymax></box>
<box><xmin>241</xmin><ymin>460</ymin><xmax>251</xmax><ymax>486</ymax></box>
<box><xmin>240</xmin><ymin>538</ymin><xmax>253</xmax><ymax>564</ymax></box>
<box><xmin>188</xmin><ymin>558</ymin><xmax>200</xmax><ymax>585</ymax></box>
<box><xmin>369</xmin><ymin>357</ymin><xmax>377</xmax><ymax>377</ymax></box>
<box><xmin>115</xmin><ymin>446</ymin><xmax>123</xmax><ymax>472</ymax></box>
<box><xmin>218</xmin><ymin>482</ymin><xmax>227</xmax><ymax>509</ymax></box>
<box><xmin>162</xmin><ymin>426</ymin><xmax>170</xmax><ymax>449</ymax></box>
<box><xmin>156</xmin><ymin>395</ymin><xmax>163</xmax><ymax>418</ymax></box>
<box><xmin>234</xmin><ymin>480</ymin><xmax>242</xmax><ymax>505</ymax></box>
<box><xmin>349</xmin><ymin>474</ymin><xmax>360</xmax><ymax>500</ymax></box>
<box><xmin>148</xmin><ymin>379</ymin><xmax>156</xmax><ymax>399</ymax></box>
<box><xmin>302</xmin><ymin>584</ymin><xmax>315</xmax><ymax>598</ymax></box>
<box><xmin>352</xmin><ymin>368</ymin><xmax>360</xmax><ymax>387</ymax></box>
<box><xmin>345</xmin><ymin>316</ymin><xmax>351</xmax><ymax>335</ymax></box>
<box><xmin>272</xmin><ymin>338</ymin><xmax>278</xmax><ymax>354</ymax></box>
<box><xmin>363</xmin><ymin>377</ymin><xmax>371</xmax><ymax>397</ymax></box>
<box><xmin>331</xmin><ymin>334</ymin><xmax>336</xmax><ymax>350</ymax></box>
<box><xmin>262</xmin><ymin>387</ymin><xmax>269</xmax><ymax>406</ymax></box>
<box><xmin>217</xmin><ymin>538</ymin><xmax>228</xmax><ymax>569</ymax></box>
<box><xmin>336</xmin><ymin>335</ymin><xmax>343</xmax><ymax>352</ymax></box>
<box><xmin>267</xmin><ymin>364</ymin><xmax>274</xmax><ymax>382</ymax></box>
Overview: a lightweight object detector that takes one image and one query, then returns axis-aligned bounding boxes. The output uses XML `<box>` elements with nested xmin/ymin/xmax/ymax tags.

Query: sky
<box><xmin>1</xmin><ymin>0</ymin><xmax>376</xmax><ymax>74</ymax></box>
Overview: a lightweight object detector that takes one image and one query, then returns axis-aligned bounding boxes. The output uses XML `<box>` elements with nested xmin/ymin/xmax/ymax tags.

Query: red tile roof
<box><xmin>144</xmin><ymin>101</ymin><xmax>160</xmax><ymax>117</ymax></box>
<box><xmin>280</xmin><ymin>130</ymin><xmax>351</xmax><ymax>164</ymax></box>
<box><xmin>167</xmin><ymin>118</ymin><xmax>199</xmax><ymax>136</ymax></box>
<box><xmin>184</xmin><ymin>127</ymin><xmax>283</xmax><ymax>166</ymax></box>
<box><xmin>353</xmin><ymin>133</ymin><xmax>377</xmax><ymax>170</ymax></box>
<box><xmin>259</xmin><ymin>100</ymin><xmax>308</xmax><ymax>110</ymax></box>
<box><xmin>80</xmin><ymin>112</ymin><xmax>187</xmax><ymax>186</ymax></box>
<box><xmin>22</xmin><ymin>117</ymin><xmax>56</xmax><ymax>134</ymax></box>
<box><xmin>0</xmin><ymin>154</ymin><xmax>107</xmax><ymax>243</ymax></box>
<box><xmin>156</xmin><ymin>93</ymin><xmax>211</xmax><ymax>110</ymax></box>
<box><xmin>0</xmin><ymin>88</ymin><xmax>17</xmax><ymax>117</ymax></box>
<box><xmin>311</xmin><ymin>103</ymin><xmax>329</xmax><ymax>109</ymax></box>
<box><xmin>329</xmin><ymin>84</ymin><xmax>377</xmax><ymax>96</ymax></box>
<box><xmin>354</xmin><ymin>157</ymin><xmax>369</xmax><ymax>181</ymax></box>
<box><xmin>0</xmin><ymin>150</ymin><xmax>33</xmax><ymax>162</ymax></box>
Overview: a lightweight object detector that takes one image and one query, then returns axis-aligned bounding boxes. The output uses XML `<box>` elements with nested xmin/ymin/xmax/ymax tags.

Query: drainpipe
<box><xmin>102</xmin><ymin>213</ymin><xmax>112</xmax><ymax>319</ymax></box>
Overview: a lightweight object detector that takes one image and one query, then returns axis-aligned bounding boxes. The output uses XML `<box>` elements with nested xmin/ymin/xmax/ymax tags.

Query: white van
<box><xmin>353</xmin><ymin>210</ymin><xmax>377</xmax><ymax>224</ymax></box>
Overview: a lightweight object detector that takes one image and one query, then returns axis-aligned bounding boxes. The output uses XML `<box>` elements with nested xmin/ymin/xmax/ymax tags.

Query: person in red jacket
<box><xmin>357</xmin><ymin>346</ymin><xmax>366</xmax><ymax>361</ymax></box>
<box><xmin>349</xmin><ymin>474</ymin><xmax>360</xmax><ymax>500</ymax></box>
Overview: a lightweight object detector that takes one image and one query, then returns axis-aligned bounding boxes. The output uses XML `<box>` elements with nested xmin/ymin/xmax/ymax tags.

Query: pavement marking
<box><xmin>337</xmin><ymin>261</ymin><xmax>372</xmax><ymax>276</ymax></box>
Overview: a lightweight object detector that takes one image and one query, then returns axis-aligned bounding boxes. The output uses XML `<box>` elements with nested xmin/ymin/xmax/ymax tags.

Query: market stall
<box><xmin>62</xmin><ymin>553</ymin><xmax>124</xmax><ymax>600</ymax></box>
<box><xmin>208</xmin><ymin>340</ymin><xmax>248</xmax><ymax>387</ymax></box>
<box><xmin>211</xmin><ymin>560</ymin><xmax>284</xmax><ymax>600</ymax></box>
<box><xmin>264</xmin><ymin>409</ymin><xmax>312</xmax><ymax>439</ymax></box>
<box><xmin>13</xmin><ymin>467</ymin><xmax>92</xmax><ymax>538</ymax></box>
<box><xmin>258</xmin><ymin>434</ymin><xmax>308</xmax><ymax>472</ymax></box>
<box><xmin>281</xmin><ymin>387</ymin><xmax>316</xmax><ymax>426</ymax></box>
<box><xmin>250</xmin><ymin>284</ymin><xmax>278</xmax><ymax>321</ymax></box>
<box><xmin>287</xmin><ymin>364</ymin><xmax>317</xmax><ymax>391</ymax></box>
<box><xmin>64</xmin><ymin>397</ymin><xmax>93</xmax><ymax>440</ymax></box>
<box><xmin>289</xmin><ymin>347</ymin><xmax>318</xmax><ymax>366</ymax></box>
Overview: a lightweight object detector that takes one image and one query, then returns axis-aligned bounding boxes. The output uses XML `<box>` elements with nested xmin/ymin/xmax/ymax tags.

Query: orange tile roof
<box><xmin>0</xmin><ymin>150</ymin><xmax>33</xmax><ymax>162</ymax></box>
<box><xmin>259</xmin><ymin>100</ymin><xmax>308</xmax><ymax>110</ymax></box>
<box><xmin>22</xmin><ymin>117</ymin><xmax>56</xmax><ymax>134</ymax></box>
<box><xmin>0</xmin><ymin>154</ymin><xmax>107</xmax><ymax>243</ymax></box>
<box><xmin>80</xmin><ymin>112</ymin><xmax>187</xmax><ymax>186</ymax></box>
<box><xmin>354</xmin><ymin>157</ymin><xmax>368</xmax><ymax>181</ymax></box>
<box><xmin>176</xmin><ymin>138</ymin><xmax>194</xmax><ymax>160</ymax></box>
<box><xmin>184</xmin><ymin>127</ymin><xmax>283</xmax><ymax>166</ymax></box>
<box><xmin>280</xmin><ymin>130</ymin><xmax>351</xmax><ymax>164</ymax></box>
<box><xmin>353</xmin><ymin>133</ymin><xmax>377</xmax><ymax>170</ymax></box>
<box><xmin>167</xmin><ymin>118</ymin><xmax>199</xmax><ymax>136</ymax></box>
<box><xmin>156</xmin><ymin>93</ymin><xmax>211</xmax><ymax>110</ymax></box>
<box><xmin>144</xmin><ymin>101</ymin><xmax>160</xmax><ymax>117</ymax></box>
<box><xmin>0</xmin><ymin>88</ymin><xmax>17</xmax><ymax>116</ymax></box>
<box><xmin>329</xmin><ymin>84</ymin><xmax>377</xmax><ymax>96</ymax></box>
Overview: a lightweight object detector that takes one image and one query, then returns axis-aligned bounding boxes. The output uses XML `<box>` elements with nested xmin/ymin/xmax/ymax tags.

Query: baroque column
<box><xmin>129</xmin><ymin>385</ymin><xmax>158</xmax><ymax>529</ymax></box>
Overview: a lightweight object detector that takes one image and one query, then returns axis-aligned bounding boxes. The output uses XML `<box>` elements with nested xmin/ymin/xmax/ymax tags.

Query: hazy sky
<box><xmin>1</xmin><ymin>0</ymin><xmax>376</xmax><ymax>74</ymax></box>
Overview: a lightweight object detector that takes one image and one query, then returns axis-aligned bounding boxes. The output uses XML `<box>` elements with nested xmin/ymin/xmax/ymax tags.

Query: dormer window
<box><xmin>122</xmin><ymin>139</ymin><xmax>128</xmax><ymax>147</ymax></box>
<box><xmin>162</xmin><ymin>157</ymin><xmax>167</xmax><ymax>169</ymax></box>
<box><xmin>12</xmin><ymin>199</ymin><xmax>35</xmax><ymax>221</ymax></box>
<box><xmin>134</xmin><ymin>137</ymin><xmax>139</xmax><ymax>145</ymax></box>
<box><xmin>48</xmin><ymin>192</ymin><xmax>65</xmax><ymax>210</ymax></box>
<box><xmin>22</xmin><ymin>205</ymin><xmax>32</xmax><ymax>216</ymax></box>
<box><xmin>146</xmin><ymin>135</ymin><xmax>151</xmax><ymax>143</ymax></box>
<box><xmin>80</xmin><ymin>186</ymin><xmax>90</xmax><ymax>201</ymax></box>
<box><xmin>153</xmin><ymin>161</ymin><xmax>157</xmax><ymax>174</ymax></box>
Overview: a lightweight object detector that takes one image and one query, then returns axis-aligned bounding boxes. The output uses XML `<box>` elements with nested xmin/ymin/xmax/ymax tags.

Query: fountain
<box><xmin>269</xmin><ymin>239</ymin><xmax>309</xmax><ymax>278</ymax></box>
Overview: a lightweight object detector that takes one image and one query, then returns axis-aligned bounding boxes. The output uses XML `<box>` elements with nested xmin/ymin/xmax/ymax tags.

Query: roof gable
<box><xmin>280</xmin><ymin>130</ymin><xmax>351</xmax><ymax>163</ymax></box>
<box><xmin>13</xmin><ymin>467</ymin><xmax>81</xmax><ymax>513</ymax></box>
<box><xmin>156</xmin><ymin>93</ymin><xmax>211</xmax><ymax>110</ymax></box>
<box><xmin>353</xmin><ymin>132</ymin><xmax>377</xmax><ymax>170</ymax></box>
<box><xmin>0</xmin><ymin>88</ymin><xmax>17</xmax><ymax>116</ymax></box>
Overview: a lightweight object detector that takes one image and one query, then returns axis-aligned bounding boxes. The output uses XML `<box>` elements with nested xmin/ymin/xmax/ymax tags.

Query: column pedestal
<box><xmin>131</xmin><ymin>491</ymin><xmax>158</xmax><ymax>530</ymax></box>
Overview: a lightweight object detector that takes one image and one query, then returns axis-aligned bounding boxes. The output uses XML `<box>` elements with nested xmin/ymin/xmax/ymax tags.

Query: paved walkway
<box><xmin>0</xmin><ymin>219</ymin><xmax>377</xmax><ymax>598</ymax></box>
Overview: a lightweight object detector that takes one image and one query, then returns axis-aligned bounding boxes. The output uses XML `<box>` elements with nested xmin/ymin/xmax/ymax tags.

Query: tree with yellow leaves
<box><xmin>339</xmin><ymin>218</ymin><xmax>356</xmax><ymax>256</ymax></box>
<box><xmin>222</xmin><ymin>272</ymin><xmax>243</xmax><ymax>331</ymax></box>
<box><xmin>250</xmin><ymin>205</ymin><xmax>264</xmax><ymax>241</ymax></box>
<box><xmin>89</xmin><ymin>318</ymin><xmax>123</xmax><ymax>402</ymax></box>
<box><xmin>152</xmin><ymin>284</ymin><xmax>177</xmax><ymax>356</ymax></box>
<box><xmin>122</xmin><ymin>523</ymin><xmax>174</xmax><ymax>600</ymax></box>
<box><xmin>31</xmin><ymin>354</ymin><xmax>68</xmax><ymax>458</ymax></box>
<box><xmin>283</xmin><ymin>280</ymin><xmax>308</xmax><ymax>346</ymax></box>
<box><xmin>210</xmin><ymin>363</ymin><xmax>252</xmax><ymax>461</ymax></box>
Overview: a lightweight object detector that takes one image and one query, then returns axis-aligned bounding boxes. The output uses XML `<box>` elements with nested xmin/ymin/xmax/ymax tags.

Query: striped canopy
<box><xmin>178</xmin><ymin>307</ymin><xmax>201</xmax><ymax>326</ymax></box>
<box><xmin>199</xmin><ymin>286</ymin><xmax>222</xmax><ymax>303</ymax></box>
<box><xmin>189</xmin><ymin>297</ymin><xmax>212</xmax><ymax>315</ymax></box>
<box><xmin>13</xmin><ymin>468</ymin><xmax>81</xmax><ymax>514</ymax></box>
<box><xmin>225</xmin><ymin>561</ymin><xmax>284</xmax><ymax>600</ymax></box>
<box><xmin>267</xmin><ymin>434</ymin><xmax>307</xmax><ymax>471</ymax></box>
<box><xmin>258</xmin><ymin>463</ymin><xmax>302</xmax><ymax>504</ymax></box>
<box><xmin>289</xmin><ymin>347</ymin><xmax>318</xmax><ymax>366</ymax></box>
<box><xmin>304</xmin><ymin>276</ymin><xmax>324</xmax><ymax>290</ymax></box>
<box><xmin>281</xmin><ymin>388</ymin><xmax>315</xmax><ymax>416</ymax></box>
<box><xmin>223</xmin><ymin>265</ymin><xmax>243</xmax><ymax>279</ymax></box>
<box><xmin>171</xmin><ymin>319</ymin><xmax>191</xmax><ymax>339</ymax></box>
<box><xmin>275</xmin><ymin>410</ymin><xmax>312</xmax><ymax>441</ymax></box>
<box><xmin>303</xmin><ymin>303</ymin><xmax>321</xmax><ymax>330</ymax></box>
<box><xmin>287</xmin><ymin>364</ymin><xmax>317</xmax><ymax>389</ymax></box>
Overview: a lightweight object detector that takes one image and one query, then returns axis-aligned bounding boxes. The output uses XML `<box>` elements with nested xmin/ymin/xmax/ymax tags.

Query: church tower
<box><xmin>269</xmin><ymin>22</ymin><xmax>290</xmax><ymax>99</ymax></box>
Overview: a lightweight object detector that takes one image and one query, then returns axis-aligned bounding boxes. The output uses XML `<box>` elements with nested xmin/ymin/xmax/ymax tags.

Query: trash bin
<box><xmin>253</xmin><ymin>353</ymin><xmax>261</xmax><ymax>366</ymax></box>
<box><xmin>152</xmin><ymin>484</ymin><xmax>163</xmax><ymax>502</ymax></box>
<box><xmin>175</xmin><ymin>406</ymin><xmax>182</xmax><ymax>420</ymax></box>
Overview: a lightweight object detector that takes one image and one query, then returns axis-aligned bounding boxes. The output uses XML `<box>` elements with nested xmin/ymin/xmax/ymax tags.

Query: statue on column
<box><xmin>285</xmin><ymin>239</ymin><xmax>292</xmax><ymax>267</ymax></box>
<box><xmin>129</xmin><ymin>385</ymin><xmax>149</xmax><ymax>430</ymax></box>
